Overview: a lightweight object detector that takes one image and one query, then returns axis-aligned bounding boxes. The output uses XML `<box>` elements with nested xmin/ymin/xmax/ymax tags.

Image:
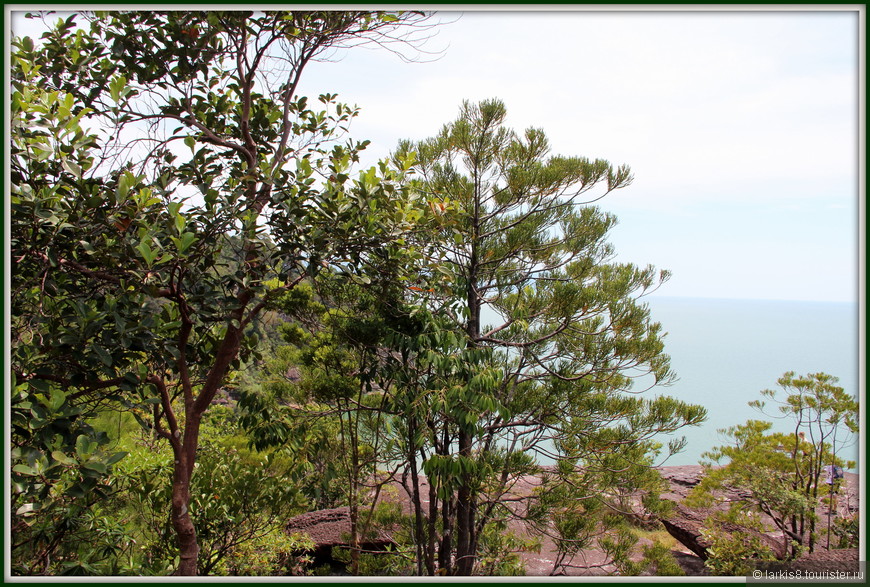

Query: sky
<box><xmin>10</xmin><ymin>7</ymin><xmax>862</xmax><ymax>303</ymax></box>
<box><xmin>291</xmin><ymin>7</ymin><xmax>861</xmax><ymax>304</ymax></box>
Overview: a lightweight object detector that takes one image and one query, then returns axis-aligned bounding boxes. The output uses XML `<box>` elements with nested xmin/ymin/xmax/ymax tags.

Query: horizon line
<box><xmin>646</xmin><ymin>294</ymin><xmax>859</xmax><ymax>305</ymax></box>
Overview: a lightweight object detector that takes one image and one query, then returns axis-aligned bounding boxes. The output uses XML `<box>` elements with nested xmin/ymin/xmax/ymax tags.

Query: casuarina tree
<box><xmin>390</xmin><ymin>99</ymin><xmax>707</xmax><ymax>575</ymax></box>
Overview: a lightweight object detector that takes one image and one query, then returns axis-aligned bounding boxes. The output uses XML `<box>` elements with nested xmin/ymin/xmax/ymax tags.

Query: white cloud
<box><xmin>328</xmin><ymin>10</ymin><xmax>856</xmax><ymax>218</ymax></box>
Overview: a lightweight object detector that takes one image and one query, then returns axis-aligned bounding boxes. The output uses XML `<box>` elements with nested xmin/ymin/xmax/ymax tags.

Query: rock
<box><xmin>285</xmin><ymin>506</ymin><xmax>395</xmax><ymax>570</ymax></box>
<box><xmin>657</xmin><ymin>465</ymin><xmax>707</xmax><ymax>488</ymax></box>
<box><xmin>797</xmin><ymin>547</ymin><xmax>859</xmax><ymax>563</ymax></box>
<box><xmin>755</xmin><ymin>548</ymin><xmax>860</xmax><ymax>574</ymax></box>
<box><xmin>655</xmin><ymin>465</ymin><xmax>752</xmax><ymax>502</ymax></box>
<box><xmin>284</xmin><ymin>467</ymin><xmax>858</xmax><ymax>576</ymax></box>
<box><xmin>671</xmin><ymin>551</ymin><xmax>709</xmax><ymax>576</ymax></box>
<box><xmin>659</xmin><ymin>501</ymin><xmax>786</xmax><ymax>561</ymax></box>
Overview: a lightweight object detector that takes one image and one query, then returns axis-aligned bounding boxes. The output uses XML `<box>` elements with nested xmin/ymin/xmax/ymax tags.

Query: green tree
<box><xmin>11</xmin><ymin>10</ymin><xmax>430</xmax><ymax>575</ymax></box>
<box><xmin>10</xmin><ymin>379</ymin><xmax>131</xmax><ymax>574</ymax></box>
<box><xmin>689</xmin><ymin>371</ymin><xmax>858</xmax><ymax>560</ymax></box>
<box><xmin>240</xmin><ymin>268</ymin><xmax>425</xmax><ymax>574</ymax></box>
<box><xmin>277</xmin><ymin>279</ymin><xmax>400</xmax><ymax>575</ymax></box>
<box><xmin>391</xmin><ymin>99</ymin><xmax>707</xmax><ymax>574</ymax></box>
<box><xmin>10</xmin><ymin>34</ymin><xmax>139</xmax><ymax>574</ymax></box>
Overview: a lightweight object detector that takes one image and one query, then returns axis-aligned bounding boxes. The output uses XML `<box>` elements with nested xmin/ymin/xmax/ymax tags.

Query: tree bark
<box><xmin>170</xmin><ymin>453</ymin><xmax>199</xmax><ymax>575</ymax></box>
<box><xmin>454</xmin><ymin>430</ymin><xmax>475</xmax><ymax>575</ymax></box>
<box><xmin>408</xmin><ymin>416</ymin><xmax>434</xmax><ymax>575</ymax></box>
<box><xmin>426</xmin><ymin>473</ymin><xmax>438</xmax><ymax>575</ymax></box>
<box><xmin>438</xmin><ymin>495</ymin><xmax>453</xmax><ymax>574</ymax></box>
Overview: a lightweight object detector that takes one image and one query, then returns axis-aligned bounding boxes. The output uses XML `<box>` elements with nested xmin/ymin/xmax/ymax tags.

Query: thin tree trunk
<box><xmin>408</xmin><ymin>416</ymin><xmax>432</xmax><ymax>575</ymax></box>
<box><xmin>454</xmin><ymin>178</ymin><xmax>482</xmax><ymax>576</ymax></box>
<box><xmin>790</xmin><ymin>515</ymin><xmax>800</xmax><ymax>558</ymax></box>
<box><xmin>166</xmin><ymin>320</ymin><xmax>245</xmax><ymax>576</ymax></box>
<box><xmin>342</xmin><ymin>399</ymin><xmax>360</xmax><ymax>576</ymax></box>
<box><xmin>807</xmin><ymin>460</ymin><xmax>821</xmax><ymax>553</ymax></box>
<box><xmin>439</xmin><ymin>495</ymin><xmax>453</xmax><ymax>574</ymax></box>
<box><xmin>171</xmin><ymin>454</ymin><xmax>199</xmax><ymax>575</ymax></box>
<box><xmin>427</xmin><ymin>473</ymin><xmax>438</xmax><ymax>575</ymax></box>
<box><xmin>454</xmin><ymin>430</ymin><xmax>475</xmax><ymax>575</ymax></box>
<box><xmin>437</xmin><ymin>425</ymin><xmax>453</xmax><ymax>574</ymax></box>
<box><xmin>150</xmin><ymin>372</ymin><xmax>204</xmax><ymax>577</ymax></box>
<box><xmin>409</xmin><ymin>473</ymin><xmax>425</xmax><ymax>575</ymax></box>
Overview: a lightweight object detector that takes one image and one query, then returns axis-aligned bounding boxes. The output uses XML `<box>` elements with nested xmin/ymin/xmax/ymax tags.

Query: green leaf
<box><xmin>106</xmin><ymin>451</ymin><xmax>128</xmax><ymax>466</ymax></box>
<box><xmin>173</xmin><ymin>212</ymin><xmax>186</xmax><ymax>233</ymax></box>
<box><xmin>75</xmin><ymin>435</ymin><xmax>94</xmax><ymax>458</ymax></box>
<box><xmin>117</xmin><ymin>170</ymin><xmax>135</xmax><ymax>200</ymax></box>
<box><xmin>172</xmin><ymin>231</ymin><xmax>196</xmax><ymax>255</ymax></box>
<box><xmin>29</xmin><ymin>379</ymin><xmax>50</xmax><ymax>393</ymax></box>
<box><xmin>51</xmin><ymin>451</ymin><xmax>77</xmax><ymax>466</ymax></box>
<box><xmin>66</xmin><ymin>485</ymin><xmax>87</xmax><ymax>499</ymax></box>
<box><xmin>48</xmin><ymin>388</ymin><xmax>67</xmax><ymax>412</ymax></box>
<box><xmin>12</xmin><ymin>464</ymin><xmax>36</xmax><ymax>476</ymax></box>
<box><xmin>93</xmin><ymin>344</ymin><xmax>113</xmax><ymax>367</ymax></box>
<box><xmin>16</xmin><ymin>503</ymin><xmax>37</xmax><ymax>516</ymax></box>
<box><xmin>109</xmin><ymin>74</ymin><xmax>127</xmax><ymax>103</ymax></box>
<box><xmin>137</xmin><ymin>240</ymin><xmax>156</xmax><ymax>268</ymax></box>
<box><xmin>82</xmin><ymin>461</ymin><xmax>107</xmax><ymax>475</ymax></box>
<box><xmin>61</xmin><ymin>158</ymin><xmax>82</xmax><ymax>179</ymax></box>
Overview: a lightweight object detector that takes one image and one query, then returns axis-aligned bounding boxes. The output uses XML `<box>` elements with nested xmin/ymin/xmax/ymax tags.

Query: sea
<box><xmin>643</xmin><ymin>296</ymin><xmax>861</xmax><ymax>471</ymax></box>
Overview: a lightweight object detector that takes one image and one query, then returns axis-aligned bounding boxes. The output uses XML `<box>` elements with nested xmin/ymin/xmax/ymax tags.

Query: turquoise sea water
<box><xmin>644</xmin><ymin>296</ymin><xmax>861</xmax><ymax>469</ymax></box>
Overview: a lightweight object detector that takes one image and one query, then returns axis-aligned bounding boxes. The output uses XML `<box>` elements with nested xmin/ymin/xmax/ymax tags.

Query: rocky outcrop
<box><xmin>797</xmin><ymin>547</ymin><xmax>859</xmax><ymax>563</ymax></box>
<box><xmin>755</xmin><ymin>548</ymin><xmax>860</xmax><ymax>574</ymax></box>
<box><xmin>659</xmin><ymin>501</ymin><xmax>786</xmax><ymax>561</ymax></box>
<box><xmin>656</xmin><ymin>467</ymin><xmax>860</xmax><ymax>567</ymax></box>
<box><xmin>655</xmin><ymin>465</ymin><xmax>751</xmax><ymax>502</ymax></box>
<box><xmin>285</xmin><ymin>506</ymin><xmax>395</xmax><ymax>569</ymax></box>
<box><xmin>285</xmin><ymin>467</ymin><xmax>858</xmax><ymax>576</ymax></box>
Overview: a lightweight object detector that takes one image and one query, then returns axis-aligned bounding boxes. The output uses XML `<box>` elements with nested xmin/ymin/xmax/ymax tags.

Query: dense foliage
<box><xmin>11</xmin><ymin>9</ymin><xmax>429</xmax><ymax>575</ymax></box>
<box><xmin>689</xmin><ymin>371</ymin><xmax>859</xmax><ymax>572</ymax></box>
<box><xmin>386</xmin><ymin>99</ymin><xmax>707</xmax><ymax>574</ymax></box>
<box><xmin>14</xmin><ymin>9</ymin><xmax>851</xmax><ymax>579</ymax></box>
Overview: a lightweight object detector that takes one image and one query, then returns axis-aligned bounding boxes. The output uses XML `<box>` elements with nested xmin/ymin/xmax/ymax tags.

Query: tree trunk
<box><xmin>455</xmin><ymin>184</ymin><xmax>481</xmax><ymax>576</ymax></box>
<box><xmin>150</xmin><ymin>370</ymin><xmax>208</xmax><ymax>577</ymax></box>
<box><xmin>409</xmin><ymin>473</ymin><xmax>425</xmax><ymax>575</ymax></box>
<box><xmin>342</xmin><ymin>400</ymin><xmax>361</xmax><ymax>576</ymax></box>
<box><xmin>789</xmin><ymin>515</ymin><xmax>800</xmax><ymax>558</ymax></box>
<box><xmin>453</xmin><ymin>260</ymin><xmax>480</xmax><ymax>575</ymax></box>
<box><xmin>438</xmin><ymin>495</ymin><xmax>453</xmax><ymax>574</ymax></box>
<box><xmin>454</xmin><ymin>430</ymin><xmax>475</xmax><ymax>575</ymax></box>
<box><xmin>807</xmin><ymin>471</ymin><xmax>819</xmax><ymax>553</ymax></box>
<box><xmin>349</xmin><ymin>500</ymin><xmax>359</xmax><ymax>575</ymax></box>
<box><xmin>171</xmin><ymin>456</ymin><xmax>199</xmax><ymax>575</ymax></box>
<box><xmin>436</xmin><ymin>425</ymin><xmax>453</xmax><ymax>574</ymax></box>
<box><xmin>427</xmin><ymin>474</ymin><xmax>438</xmax><ymax>575</ymax></box>
<box><xmin>408</xmin><ymin>417</ymin><xmax>433</xmax><ymax>575</ymax></box>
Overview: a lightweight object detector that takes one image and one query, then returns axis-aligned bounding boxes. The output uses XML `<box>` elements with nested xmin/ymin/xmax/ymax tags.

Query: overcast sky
<box><xmin>11</xmin><ymin>7</ymin><xmax>861</xmax><ymax>302</ymax></box>
<box><xmin>295</xmin><ymin>7</ymin><xmax>861</xmax><ymax>303</ymax></box>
